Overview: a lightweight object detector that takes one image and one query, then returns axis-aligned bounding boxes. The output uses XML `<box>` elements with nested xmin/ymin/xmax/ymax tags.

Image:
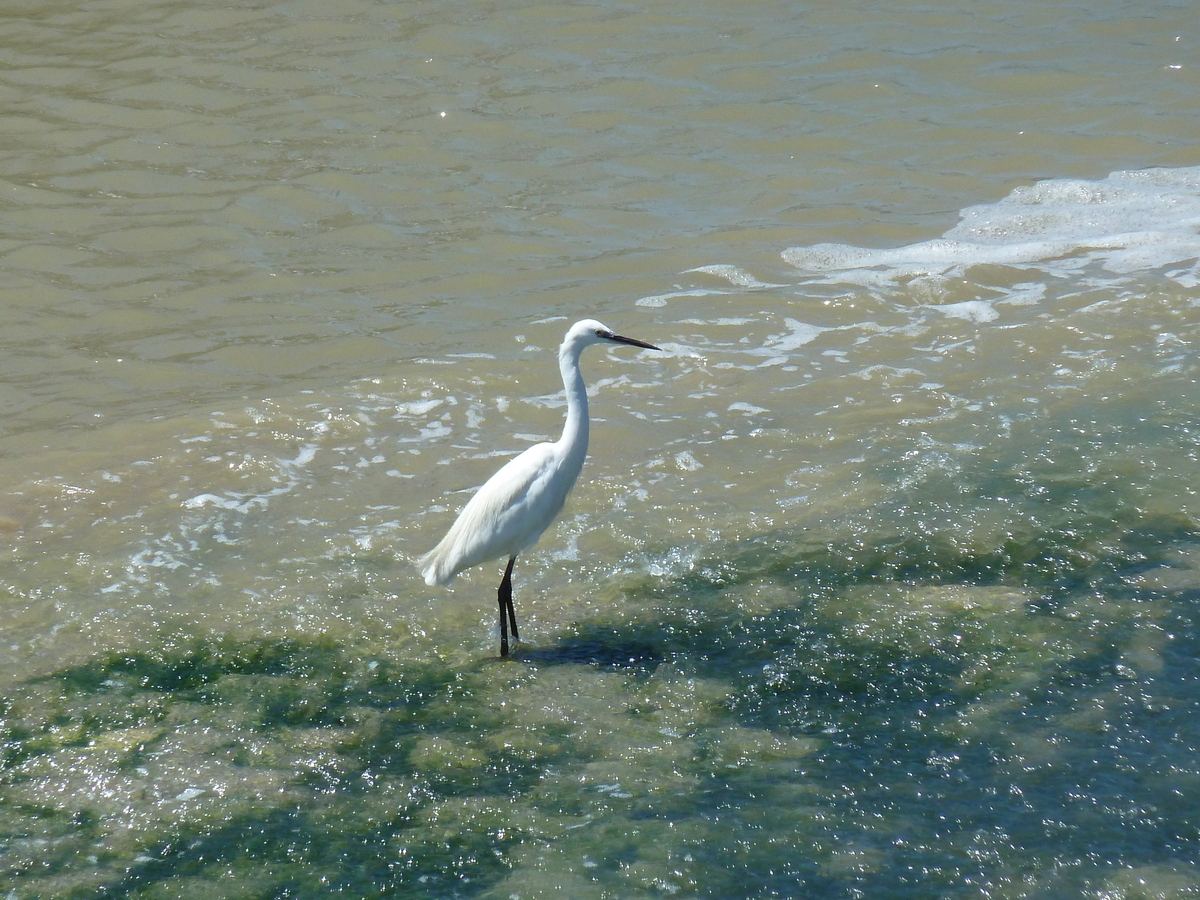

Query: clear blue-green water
<box><xmin>5</xmin><ymin>369</ymin><xmax>1200</xmax><ymax>897</ymax></box>
<box><xmin>2</xmin><ymin>0</ymin><xmax>1199</xmax><ymax>897</ymax></box>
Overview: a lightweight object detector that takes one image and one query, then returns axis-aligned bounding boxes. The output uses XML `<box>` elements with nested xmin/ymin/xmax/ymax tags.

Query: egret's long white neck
<box><xmin>557</xmin><ymin>341</ymin><xmax>590</xmax><ymax>462</ymax></box>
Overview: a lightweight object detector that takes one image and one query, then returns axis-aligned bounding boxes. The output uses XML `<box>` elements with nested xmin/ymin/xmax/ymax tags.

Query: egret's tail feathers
<box><xmin>415</xmin><ymin>554</ymin><xmax>448</xmax><ymax>588</ymax></box>
<box><xmin>418</xmin><ymin>547</ymin><xmax>456</xmax><ymax>586</ymax></box>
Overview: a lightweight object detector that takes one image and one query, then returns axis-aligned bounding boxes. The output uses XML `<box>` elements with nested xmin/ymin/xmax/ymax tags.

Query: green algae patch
<box><xmin>3</xmin><ymin>513</ymin><xmax>1200</xmax><ymax>899</ymax></box>
<box><xmin>409</xmin><ymin>736</ymin><xmax>490</xmax><ymax>776</ymax></box>
<box><xmin>702</xmin><ymin>725</ymin><xmax>821</xmax><ymax>771</ymax></box>
<box><xmin>822</xmin><ymin>583</ymin><xmax>1032</xmax><ymax>650</ymax></box>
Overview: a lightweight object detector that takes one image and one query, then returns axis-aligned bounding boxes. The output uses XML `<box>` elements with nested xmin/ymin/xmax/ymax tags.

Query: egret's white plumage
<box><xmin>419</xmin><ymin>318</ymin><xmax>660</xmax><ymax>655</ymax></box>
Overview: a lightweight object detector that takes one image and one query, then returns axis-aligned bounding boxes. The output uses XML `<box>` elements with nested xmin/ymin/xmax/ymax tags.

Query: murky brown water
<box><xmin>1</xmin><ymin>0</ymin><xmax>1199</xmax><ymax>897</ymax></box>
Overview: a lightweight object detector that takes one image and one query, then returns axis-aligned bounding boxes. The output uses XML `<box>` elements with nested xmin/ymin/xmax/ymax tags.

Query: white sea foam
<box><xmin>728</xmin><ymin>402</ymin><xmax>769</xmax><ymax>415</ymax></box>
<box><xmin>394</xmin><ymin>399</ymin><xmax>444</xmax><ymax>417</ymax></box>
<box><xmin>935</xmin><ymin>300</ymin><xmax>999</xmax><ymax>323</ymax></box>
<box><xmin>636</xmin><ymin>288</ymin><xmax>726</xmax><ymax>308</ymax></box>
<box><xmin>684</xmin><ymin>264</ymin><xmax>786</xmax><ymax>288</ymax></box>
<box><xmin>782</xmin><ymin>166</ymin><xmax>1200</xmax><ymax>288</ymax></box>
<box><xmin>182</xmin><ymin>493</ymin><xmax>244</xmax><ymax>511</ymax></box>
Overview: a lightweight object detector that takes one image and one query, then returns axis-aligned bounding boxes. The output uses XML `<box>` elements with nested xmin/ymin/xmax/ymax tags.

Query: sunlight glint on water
<box><xmin>1</xmin><ymin>1</ymin><xmax>1199</xmax><ymax>897</ymax></box>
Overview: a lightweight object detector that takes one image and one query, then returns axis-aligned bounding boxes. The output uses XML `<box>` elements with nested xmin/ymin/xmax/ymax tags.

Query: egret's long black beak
<box><xmin>599</xmin><ymin>330</ymin><xmax>661</xmax><ymax>351</ymax></box>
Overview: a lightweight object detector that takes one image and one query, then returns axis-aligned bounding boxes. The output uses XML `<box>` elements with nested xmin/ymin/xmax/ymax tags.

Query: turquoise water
<box><xmin>2</xmin><ymin>0</ymin><xmax>1199</xmax><ymax>896</ymax></box>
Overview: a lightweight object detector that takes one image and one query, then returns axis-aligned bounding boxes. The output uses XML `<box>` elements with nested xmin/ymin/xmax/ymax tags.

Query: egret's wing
<box><xmin>419</xmin><ymin>443</ymin><xmax>565</xmax><ymax>585</ymax></box>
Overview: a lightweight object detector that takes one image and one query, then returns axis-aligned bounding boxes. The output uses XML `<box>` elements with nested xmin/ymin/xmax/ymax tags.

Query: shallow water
<box><xmin>2</xmin><ymin>0</ymin><xmax>1200</xmax><ymax>897</ymax></box>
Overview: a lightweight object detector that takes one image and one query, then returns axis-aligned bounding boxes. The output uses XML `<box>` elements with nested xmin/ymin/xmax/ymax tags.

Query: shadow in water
<box><xmin>516</xmin><ymin>635</ymin><xmax>664</xmax><ymax>671</ymax></box>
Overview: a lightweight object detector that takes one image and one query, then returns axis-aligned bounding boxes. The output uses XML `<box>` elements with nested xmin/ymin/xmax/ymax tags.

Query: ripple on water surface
<box><xmin>2</xmin><ymin>167</ymin><xmax>1200</xmax><ymax>897</ymax></box>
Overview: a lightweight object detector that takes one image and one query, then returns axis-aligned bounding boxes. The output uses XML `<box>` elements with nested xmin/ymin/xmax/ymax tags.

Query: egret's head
<box><xmin>564</xmin><ymin>318</ymin><xmax>661</xmax><ymax>354</ymax></box>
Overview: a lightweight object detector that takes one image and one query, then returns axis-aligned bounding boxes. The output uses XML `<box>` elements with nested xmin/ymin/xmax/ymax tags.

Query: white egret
<box><xmin>419</xmin><ymin>319</ymin><xmax>661</xmax><ymax>656</ymax></box>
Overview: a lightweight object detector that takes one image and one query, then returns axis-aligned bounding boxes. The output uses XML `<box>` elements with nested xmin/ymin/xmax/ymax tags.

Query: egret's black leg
<box><xmin>498</xmin><ymin>556</ymin><xmax>517</xmax><ymax>656</ymax></box>
<box><xmin>504</xmin><ymin>556</ymin><xmax>519</xmax><ymax>642</ymax></box>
